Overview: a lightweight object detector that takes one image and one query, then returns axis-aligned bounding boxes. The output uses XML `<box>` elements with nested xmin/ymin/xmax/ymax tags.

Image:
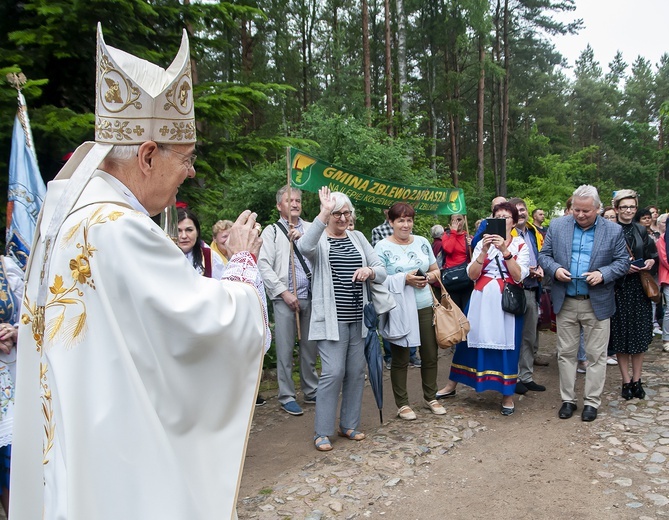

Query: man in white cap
<box><xmin>10</xmin><ymin>24</ymin><xmax>269</xmax><ymax>520</ymax></box>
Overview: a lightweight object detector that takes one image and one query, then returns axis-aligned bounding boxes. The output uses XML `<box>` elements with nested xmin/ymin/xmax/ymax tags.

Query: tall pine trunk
<box><xmin>499</xmin><ymin>0</ymin><xmax>510</xmax><ymax>197</ymax></box>
<box><xmin>396</xmin><ymin>0</ymin><xmax>408</xmax><ymax>124</ymax></box>
<box><xmin>384</xmin><ymin>0</ymin><xmax>393</xmax><ymax>136</ymax></box>
<box><xmin>476</xmin><ymin>36</ymin><xmax>485</xmax><ymax>191</ymax></box>
<box><xmin>362</xmin><ymin>0</ymin><xmax>372</xmax><ymax>125</ymax></box>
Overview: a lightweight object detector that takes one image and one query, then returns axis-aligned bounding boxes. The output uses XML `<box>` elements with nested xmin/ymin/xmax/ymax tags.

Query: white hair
<box><xmin>329</xmin><ymin>191</ymin><xmax>354</xmax><ymax>213</ymax></box>
<box><xmin>105</xmin><ymin>144</ymin><xmax>141</xmax><ymax>162</ymax></box>
<box><xmin>103</xmin><ymin>143</ymin><xmax>176</xmax><ymax>166</ymax></box>
<box><xmin>658</xmin><ymin>213</ymin><xmax>668</xmax><ymax>226</ymax></box>
<box><xmin>431</xmin><ymin>224</ymin><xmax>444</xmax><ymax>239</ymax></box>
<box><xmin>572</xmin><ymin>185</ymin><xmax>602</xmax><ymax>210</ymax></box>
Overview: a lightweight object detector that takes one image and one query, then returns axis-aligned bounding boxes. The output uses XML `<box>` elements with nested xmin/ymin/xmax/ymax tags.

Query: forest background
<box><xmin>2</xmin><ymin>0</ymin><xmax>669</xmax><ymax>240</ymax></box>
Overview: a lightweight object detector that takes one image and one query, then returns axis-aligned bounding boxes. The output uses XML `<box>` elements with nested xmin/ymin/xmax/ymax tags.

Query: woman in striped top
<box><xmin>298</xmin><ymin>187</ymin><xmax>387</xmax><ymax>452</ymax></box>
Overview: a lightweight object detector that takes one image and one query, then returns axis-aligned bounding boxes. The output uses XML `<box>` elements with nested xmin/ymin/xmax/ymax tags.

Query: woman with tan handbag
<box><xmin>610</xmin><ymin>190</ymin><xmax>657</xmax><ymax>400</ymax></box>
<box><xmin>436</xmin><ymin>202</ymin><xmax>530</xmax><ymax>416</ymax></box>
<box><xmin>374</xmin><ymin>202</ymin><xmax>444</xmax><ymax>421</ymax></box>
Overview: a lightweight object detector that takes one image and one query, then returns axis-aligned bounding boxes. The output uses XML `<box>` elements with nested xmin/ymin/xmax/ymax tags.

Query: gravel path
<box><xmin>238</xmin><ymin>331</ymin><xmax>669</xmax><ymax>519</ymax></box>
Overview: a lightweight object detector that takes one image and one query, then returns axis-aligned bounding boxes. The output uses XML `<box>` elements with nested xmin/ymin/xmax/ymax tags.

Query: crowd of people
<box><xmin>3</xmin><ymin>23</ymin><xmax>669</xmax><ymax>520</ymax></box>
<box><xmin>219</xmin><ymin>181</ymin><xmax>664</xmax><ymax>456</ymax></box>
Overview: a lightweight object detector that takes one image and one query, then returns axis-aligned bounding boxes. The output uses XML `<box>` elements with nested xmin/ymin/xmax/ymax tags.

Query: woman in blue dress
<box><xmin>437</xmin><ymin>201</ymin><xmax>529</xmax><ymax>415</ymax></box>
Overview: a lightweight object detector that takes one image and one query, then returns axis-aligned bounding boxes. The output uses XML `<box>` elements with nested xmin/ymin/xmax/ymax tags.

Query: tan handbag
<box><xmin>639</xmin><ymin>270</ymin><xmax>661</xmax><ymax>303</ymax></box>
<box><xmin>625</xmin><ymin>244</ymin><xmax>661</xmax><ymax>303</ymax></box>
<box><xmin>431</xmin><ymin>278</ymin><xmax>470</xmax><ymax>348</ymax></box>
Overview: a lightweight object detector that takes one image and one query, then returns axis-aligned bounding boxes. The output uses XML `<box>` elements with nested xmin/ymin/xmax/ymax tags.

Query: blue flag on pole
<box><xmin>6</xmin><ymin>91</ymin><xmax>46</xmax><ymax>270</ymax></box>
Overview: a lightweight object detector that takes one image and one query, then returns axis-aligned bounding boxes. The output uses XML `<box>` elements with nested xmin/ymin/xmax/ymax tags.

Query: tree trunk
<box><xmin>301</xmin><ymin>8</ymin><xmax>308</xmax><ymax>109</ymax></box>
<box><xmin>396</xmin><ymin>0</ymin><xmax>408</xmax><ymax>125</ymax></box>
<box><xmin>658</xmin><ymin>118</ymin><xmax>664</xmax><ymax>200</ymax></box>
<box><xmin>491</xmin><ymin>0</ymin><xmax>501</xmax><ymax>194</ymax></box>
<box><xmin>429</xmin><ymin>59</ymin><xmax>437</xmax><ymax>172</ymax></box>
<box><xmin>476</xmin><ymin>36</ymin><xmax>485</xmax><ymax>191</ymax></box>
<box><xmin>362</xmin><ymin>0</ymin><xmax>372</xmax><ymax>125</ymax></box>
<box><xmin>384</xmin><ymin>0</ymin><xmax>393</xmax><ymax>136</ymax></box>
<box><xmin>240</xmin><ymin>20</ymin><xmax>254</xmax><ymax>80</ymax></box>
<box><xmin>499</xmin><ymin>0</ymin><xmax>510</xmax><ymax>197</ymax></box>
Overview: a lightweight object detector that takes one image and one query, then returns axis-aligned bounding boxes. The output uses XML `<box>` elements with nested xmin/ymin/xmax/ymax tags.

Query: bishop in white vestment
<box><xmin>10</xmin><ymin>25</ymin><xmax>268</xmax><ymax>520</ymax></box>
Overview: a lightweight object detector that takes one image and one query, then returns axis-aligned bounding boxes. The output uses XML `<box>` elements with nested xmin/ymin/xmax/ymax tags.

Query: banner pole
<box><xmin>286</xmin><ymin>147</ymin><xmax>301</xmax><ymax>340</ymax></box>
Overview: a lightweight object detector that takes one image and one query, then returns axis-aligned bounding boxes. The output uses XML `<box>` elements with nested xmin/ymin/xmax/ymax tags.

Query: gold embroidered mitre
<box><xmin>95</xmin><ymin>23</ymin><xmax>196</xmax><ymax>144</ymax></box>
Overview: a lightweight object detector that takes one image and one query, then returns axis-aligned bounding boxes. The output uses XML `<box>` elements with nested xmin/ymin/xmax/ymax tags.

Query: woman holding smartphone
<box><xmin>437</xmin><ymin>202</ymin><xmax>530</xmax><ymax>415</ymax></box>
<box><xmin>610</xmin><ymin>190</ymin><xmax>657</xmax><ymax>400</ymax></box>
<box><xmin>374</xmin><ymin>202</ymin><xmax>444</xmax><ymax>420</ymax></box>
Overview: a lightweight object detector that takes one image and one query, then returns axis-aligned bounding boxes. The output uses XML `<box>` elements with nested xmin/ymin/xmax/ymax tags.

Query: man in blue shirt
<box><xmin>539</xmin><ymin>185</ymin><xmax>629</xmax><ymax>422</ymax></box>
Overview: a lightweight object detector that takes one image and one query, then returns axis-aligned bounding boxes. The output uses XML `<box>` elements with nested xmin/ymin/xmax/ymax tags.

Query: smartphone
<box><xmin>631</xmin><ymin>258</ymin><xmax>645</xmax><ymax>268</ymax></box>
<box><xmin>485</xmin><ymin>218</ymin><xmax>507</xmax><ymax>237</ymax></box>
<box><xmin>415</xmin><ymin>268</ymin><xmax>427</xmax><ymax>278</ymax></box>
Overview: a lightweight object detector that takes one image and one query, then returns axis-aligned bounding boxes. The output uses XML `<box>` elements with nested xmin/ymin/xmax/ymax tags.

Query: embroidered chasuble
<box><xmin>10</xmin><ymin>172</ymin><xmax>267</xmax><ymax>520</ymax></box>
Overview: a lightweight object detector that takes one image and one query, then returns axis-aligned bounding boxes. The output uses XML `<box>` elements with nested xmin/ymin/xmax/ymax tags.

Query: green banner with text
<box><xmin>289</xmin><ymin>148</ymin><xmax>466</xmax><ymax>215</ymax></box>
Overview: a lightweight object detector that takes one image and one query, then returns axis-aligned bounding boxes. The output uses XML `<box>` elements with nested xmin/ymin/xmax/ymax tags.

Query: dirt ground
<box><xmin>238</xmin><ymin>331</ymin><xmax>658</xmax><ymax>519</ymax></box>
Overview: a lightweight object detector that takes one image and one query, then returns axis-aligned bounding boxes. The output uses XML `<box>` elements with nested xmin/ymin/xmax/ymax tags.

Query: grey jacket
<box><xmin>297</xmin><ymin>218</ymin><xmax>387</xmax><ymax>341</ymax></box>
<box><xmin>538</xmin><ymin>215</ymin><xmax>629</xmax><ymax>320</ymax></box>
<box><xmin>258</xmin><ymin>219</ymin><xmax>311</xmax><ymax>300</ymax></box>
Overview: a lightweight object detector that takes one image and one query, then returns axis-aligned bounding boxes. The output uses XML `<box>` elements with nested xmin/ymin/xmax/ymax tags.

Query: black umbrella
<box><xmin>363</xmin><ymin>282</ymin><xmax>384</xmax><ymax>424</ymax></box>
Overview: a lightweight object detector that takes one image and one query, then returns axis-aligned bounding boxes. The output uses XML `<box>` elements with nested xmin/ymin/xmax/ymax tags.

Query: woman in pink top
<box><xmin>656</xmin><ymin>214</ymin><xmax>669</xmax><ymax>352</ymax></box>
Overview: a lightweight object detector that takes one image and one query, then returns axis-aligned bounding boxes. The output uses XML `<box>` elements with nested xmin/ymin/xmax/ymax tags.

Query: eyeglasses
<box><xmin>603</xmin><ymin>215</ymin><xmax>617</xmax><ymax>220</ymax></box>
<box><xmin>496</xmin><ymin>215</ymin><xmax>514</xmax><ymax>220</ymax></box>
<box><xmin>619</xmin><ymin>205</ymin><xmax>637</xmax><ymax>211</ymax></box>
<box><xmin>159</xmin><ymin>145</ymin><xmax>197</xmax><ymax>168</ymax></box>
<box><xmin>331</xmin><ymin>210</ymin><xmax>352</xmax><ymax>219</ymax></box>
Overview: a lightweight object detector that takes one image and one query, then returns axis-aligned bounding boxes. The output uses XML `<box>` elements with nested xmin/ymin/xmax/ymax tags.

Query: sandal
<box><xmin>338</xmin><ymin>428</ymin><xmax>366</xmax><ymax>441</ymax></box>
<box><xmin>314</xmin><ymin>435</ymin><xmax>333</xmax><ymax>451</ymax></box>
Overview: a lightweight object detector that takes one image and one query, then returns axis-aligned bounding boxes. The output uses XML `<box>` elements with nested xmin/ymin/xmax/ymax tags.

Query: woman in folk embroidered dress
<box><xmin>437</xmin><ymin>202</ymin><xmax>530</xmax><ymax>415</ymax></box>
<box><xmin>0</xmin><ymin>255</ymin><xmax>23</xmax><ymax>515</ymax></box>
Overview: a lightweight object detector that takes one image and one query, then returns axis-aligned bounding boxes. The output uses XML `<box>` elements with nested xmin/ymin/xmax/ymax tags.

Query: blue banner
<box><xmin>6</xmin><ymin>92</ymin><xmax>46</xmax><ymax>270</ymax></box>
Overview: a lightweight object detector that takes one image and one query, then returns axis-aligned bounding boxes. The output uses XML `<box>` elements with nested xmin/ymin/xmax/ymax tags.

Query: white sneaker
<box><xmin>424</xmin><ymin>399</ymin><xmax>447</xmax><ymax>415</ymax></box>
<box><xmin>654</xmin><ymin>326</ymin><xmax>662</xmax><ymax>335</ymax></box>
<box><xmin>397</xmin><ymin>405</ymin><xmax>417</xmax><ymax>420</ymax></box>
<box><xmin>577</xmin><ymin>361</ymin><xmax>588</xmax><ymax>374</ymax></box>
<box><xmin>606</xmin><ymin>356</ymin><xmax>619</xmax><ymax>365</ymax></box>
<box><xmin>663</xmin><ymin>342</ymin><xmax>669</xmax><ymax>353</ymax></box>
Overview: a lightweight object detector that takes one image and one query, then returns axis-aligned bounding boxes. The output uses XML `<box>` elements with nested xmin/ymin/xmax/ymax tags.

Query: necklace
<box><xmin>391</xmin><ymin>235</ymin><xmax>412</xmax><ymax>252</ymax></box>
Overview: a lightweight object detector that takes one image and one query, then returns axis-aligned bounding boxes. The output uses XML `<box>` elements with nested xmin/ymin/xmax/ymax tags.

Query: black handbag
<box><xmin>495</xmin><ymin>256</ymin><xmax>526</xmax><ymax>316</ymax></box>
<box><xmin>440</xmin><ymin>232</ymin><xmax>474</xmax><ymax>291</ymax></box>
<box><xmin>441</xmin><ymin>262</ymin><xmax>474</xmax><ymax>291</ymax></box>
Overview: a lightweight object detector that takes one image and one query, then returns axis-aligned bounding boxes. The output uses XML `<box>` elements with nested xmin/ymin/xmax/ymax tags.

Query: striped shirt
<box><xmin>328</xmin><ymin>236</ymin><xmax>363</xmax><ymax>322</ymax></box>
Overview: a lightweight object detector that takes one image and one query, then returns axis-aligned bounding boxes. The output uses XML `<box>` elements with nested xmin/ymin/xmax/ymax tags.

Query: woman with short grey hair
<box><xmin>298</xmin><ymin>187</ymin><xmax>387</xmax><ymax>451</ymax></box>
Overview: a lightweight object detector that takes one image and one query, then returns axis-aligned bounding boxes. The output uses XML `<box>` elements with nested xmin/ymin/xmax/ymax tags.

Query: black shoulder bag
<box><xmin>275</xmin><ymin>221</ymin><xmax>312</xmax><ymax>281</ymax></box>
<box><xmin>440</xmin><ymin>232</ymin><xmax>474</xmax><ymax>292</ymax></box>
<box><xmin>495</xmin><ymin>255</ymin><xmax>526</xmax><ymax>316</ymax></box>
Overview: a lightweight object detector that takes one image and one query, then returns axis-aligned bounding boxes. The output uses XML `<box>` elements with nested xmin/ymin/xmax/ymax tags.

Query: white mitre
<box><xmin>30</xmin><ymin>23</ymin><xmax>197</xmax><ymax>308</ymax></box>
<box><xmin>95</xmin><ymin>23</ymin><xmax>195</xmax><ymax>144</ymax></box>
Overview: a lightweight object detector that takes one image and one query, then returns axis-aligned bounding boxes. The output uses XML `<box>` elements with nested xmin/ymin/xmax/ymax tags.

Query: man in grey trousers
<box><xmin>259</xmin><ymin>186</ymin><xmax>319</xmax><ymax>416</ymax></box>
<box><xmin>509</xmin><ymin>197</ymin><xmax>546</xmax><ymax>395</ymax></box>
<box><xmin>539</xmin><ymin>185</ymin><xmax>629</xmax><ymax>422</ymax></box>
